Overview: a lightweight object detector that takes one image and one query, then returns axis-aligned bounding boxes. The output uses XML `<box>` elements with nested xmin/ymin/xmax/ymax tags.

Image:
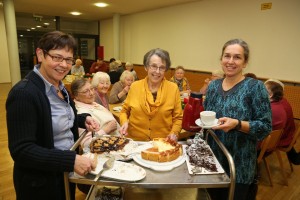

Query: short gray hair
<box><xmin>91</xmin><ymin>72</ymin><xmax>111</xmax><ymax>88</ymax></box>
<box><xmin>143</xmin><ymin>48</ymin><xmax>171</xmax><ymax>71</ymax></box>
<box><xmin>120</xmin><ymin>70</ymin><xmax>134</xmax><ymax>83</ymax></box>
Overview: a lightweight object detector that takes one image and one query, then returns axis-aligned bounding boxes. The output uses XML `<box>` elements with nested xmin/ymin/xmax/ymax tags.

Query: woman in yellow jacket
<box><xmin>119</xmin><ymin>48</ymin><xmax>183</xmax><ymax>141</ymax></box>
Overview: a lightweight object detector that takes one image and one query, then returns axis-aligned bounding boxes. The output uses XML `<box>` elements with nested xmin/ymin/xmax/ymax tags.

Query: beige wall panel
<box><xmin>101</xmin><ymin>0</ymin><xmax>300</xmax><ymax>82</ymax></box>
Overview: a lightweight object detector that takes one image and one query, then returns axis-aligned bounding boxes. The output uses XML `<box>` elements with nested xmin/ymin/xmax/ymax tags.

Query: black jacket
<box><xmin>6</xmin><ymin>71</ymin><xmax>87</xmax><ymax>200</ymax></box>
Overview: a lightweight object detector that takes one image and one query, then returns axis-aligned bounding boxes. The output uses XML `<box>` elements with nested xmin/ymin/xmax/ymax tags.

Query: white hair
<box><xmin>265</xmin><ymin>79</ymin><xmax>284</xmax><ymax>90</ymax></box>
<box><xmin>91</xmin><ymin>72</ymin><xmax>111</xmax><ymax>88</ymax></box>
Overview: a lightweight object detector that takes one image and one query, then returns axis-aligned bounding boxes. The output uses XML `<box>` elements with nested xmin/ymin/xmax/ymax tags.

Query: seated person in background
<box><xmin>265</xmin><ymin>79</ymin><xmax>300</xmax><ymax>164</ymax></box>
<box><xmin>109</xmin><ymin>57</ymin><xmax>116</xmax><ymax>63</ymax></box>
<box><xmin>119</xmin><ymin>48</ymin><xmax>182</xmax><ymax>141</ymax></box>
<box><xmin>125</xmin><ymin>62</ymin><xmax>138</xmax><ymax>81</ymax></box>
<box><xmin>71</xmin><ymin>78</ymin><xmax>119</xmax><ymax>148</ymax></box>
<box><xmin>108</xmin><ymin>61</ymin><xmax>121</xmax><ymax>84</ymax></box>
<box><xmin>109</xmin><ymin>70</ymin><xmax>134</xmax><ymax>104</ymax></box>
<box><xmin>91</xmin><ymin>72</ymin><xmax>111</xmax><ymax>110</ymax></box>
<box><xmin>199</xmin><ymin>69</ymin><xmax>224</xmax><ymax>95</ymax></box>
<box><xmin>71</xmin><ymin>58</ymin><xmax>85</xmax><ymax>76</ymax></box>
<box><xmin>244</xmin><ymin>72</ymin><xmax>257</xmax><ymax>79</ymax></box>
<box><xmin>169</xmin><ymin>66</ymin><xmax>191</xmax><ymax>95</ymax></box>
<box><xmin>89</xmin><ymin>58</ymin><xmax>109</xmax><ymax>73</ymax></box>
<box><xmin>116</xmin><ymin>60</ymin><xmax>124</xmax><ymax>74</ymax></box>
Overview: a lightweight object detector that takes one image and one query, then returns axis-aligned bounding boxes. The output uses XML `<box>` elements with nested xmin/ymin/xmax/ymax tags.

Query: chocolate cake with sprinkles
<box><xmin>185</xmin><ymin>138</ymin><xmax>217</xmax><ymax>172</ymax></box>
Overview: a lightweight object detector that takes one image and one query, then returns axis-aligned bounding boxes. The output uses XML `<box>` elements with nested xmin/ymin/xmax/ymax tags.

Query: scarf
<box><xmin>140</xmin><ymin>76</ymin><xmax>165</xmax><ymax>117</ymax></box>
<box><xmin>173</xmin><ymin>77</ymin><xmax>183</xmax><ymax>91</ymax></box>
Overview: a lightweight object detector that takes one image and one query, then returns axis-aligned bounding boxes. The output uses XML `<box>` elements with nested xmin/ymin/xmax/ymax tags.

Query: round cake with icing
<box><xmin>141</xmin><ymin>138</ymin><xmax>182</xmax><ymax>162</ymax></box>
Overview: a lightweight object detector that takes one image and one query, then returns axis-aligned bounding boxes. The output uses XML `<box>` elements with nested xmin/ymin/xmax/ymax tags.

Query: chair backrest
<box><xmin>257</xmin><ymin>129</ymin><xmax>283</xmax><ymax>162</ymax></box>
<box><xmin>266</xmin><ymin>129</ymin><xmax>284</xmax><ymax>152</ymax></box>
<box><xmin>281</xmin><ymin>120</ymin><xmax>300</xmax><ymax>152</ymax></box>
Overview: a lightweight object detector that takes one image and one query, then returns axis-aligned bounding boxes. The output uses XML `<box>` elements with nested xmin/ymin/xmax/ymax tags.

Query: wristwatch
<box><xmin>234</xmin><ymin>119</ymin><xmax>242</xmax><ymax>130</ymax></box>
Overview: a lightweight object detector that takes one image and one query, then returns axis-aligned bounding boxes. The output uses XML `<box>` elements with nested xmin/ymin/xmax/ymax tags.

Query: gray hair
<box><xmin>70</xmin><ymin>78</ymin><xmax>89</xmax><ymax>97</ymax></box>
<box><xmin>109</xmin><ymin>61</ymin><xmax>119</xmax><ymax>71</ymax></box>
<box><xmin>143</xmin><ymin>48</ymin><xmax>171</xmax><ymax>71</ymax></box>
<box><xmin>91</xmin><ymin>72</ymin><xmax>111</xmax><ymax>88</ymax></box>
<box><xmin>120</xmin><ymin>70</ymin><xmax>134</xmax><ymax>83</ymax></box>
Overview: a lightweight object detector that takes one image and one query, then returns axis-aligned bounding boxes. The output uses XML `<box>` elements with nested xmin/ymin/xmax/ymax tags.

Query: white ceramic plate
<box><xmin>91</xmin><ymin>158</ymin><xmax>146</xmax><ymax>182</ymax></box>
<box><xmin>132</xmin><ymin>145</ymin><xmax>186</xmax><ymax>171</ymax></box>
<box><xmin>195</xmin><ymin>118</ymin><xmax>220</xmax><ymax>129</ymax></box>
<box><xmin>113</xmin><ymin>106</ymin><xmax>122</xmax><ymax>112</ymax></box>
<box><xmin>184</xmin><ymin>144</ymin><xmax>225</xmax><ymax>175</ymax></box>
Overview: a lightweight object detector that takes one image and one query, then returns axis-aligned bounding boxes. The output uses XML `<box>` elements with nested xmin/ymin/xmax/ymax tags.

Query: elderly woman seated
<box><xmin>91</xmin><ymin>72</ymin><xmax>111</xmax><ymax>110</ymax></box>
<box><xmin>109</xmin><ymin>70</ymin><xmax>134</xmax><ymax>104</ymax></box>
<box><xmin>169</xmin><ymin>65</ymin><xmax>191</xmax><ymax>96</ymax></box>
<box><xmin>71</xmin><ymin>78</ymin><xmax>120</xmax><ymax>147</ymax></box>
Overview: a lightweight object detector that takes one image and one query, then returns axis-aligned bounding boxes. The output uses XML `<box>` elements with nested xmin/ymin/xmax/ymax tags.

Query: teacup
<box><xmin>200</xmin><ymin>111</ymin><xmax>216</xmax><ymax>126</ymax></box>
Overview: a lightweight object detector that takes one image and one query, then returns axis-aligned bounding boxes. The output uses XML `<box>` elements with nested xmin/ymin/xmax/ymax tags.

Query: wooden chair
<box><xmin>277</xmin><ymin>120</ymin><xmax>300</xmax><ymax>172</ymax></box>
<box><xmin>257</xmin><ymin>129</ymin><xmax>288</xmax><ymax>186</ymax></box>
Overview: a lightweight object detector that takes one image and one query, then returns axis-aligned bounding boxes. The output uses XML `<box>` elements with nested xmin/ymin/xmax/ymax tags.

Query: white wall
<box><xmin>0</xmin><ymin>8</ymin><xmax>11</xmax><ymax>83</ymax></box>
<box><xmin>100</xmin><ymin>0</ymin><xmax>300</xmax><ymax>82</ymax></box>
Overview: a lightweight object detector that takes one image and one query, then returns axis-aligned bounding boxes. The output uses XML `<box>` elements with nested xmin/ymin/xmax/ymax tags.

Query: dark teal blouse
<box><xmin>204</xmin><ymin>77</ymin><xmax>272</xmax><ymax>184</ymax></box>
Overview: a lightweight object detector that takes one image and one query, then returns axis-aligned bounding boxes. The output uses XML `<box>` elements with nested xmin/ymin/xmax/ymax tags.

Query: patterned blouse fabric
<box><xmin>204</xmin><ymin>77</ymin><xmax>272</xmax><ymax>184</ymax></box>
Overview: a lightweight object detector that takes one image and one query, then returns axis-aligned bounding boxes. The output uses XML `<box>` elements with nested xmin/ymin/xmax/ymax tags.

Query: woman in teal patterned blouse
<box><xmin>204</xmin><ymin>39</ymin><xmax>272</xmax><ymax>200</ymax></box>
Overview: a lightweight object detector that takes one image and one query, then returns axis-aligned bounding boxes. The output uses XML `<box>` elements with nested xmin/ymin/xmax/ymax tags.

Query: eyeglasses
<box><xmin>43</xmin><ymin>50</ymin><xmax>74</xmax><ymax>65</ymax></box>
<box><xmin>148</xmin><ymin>64</ymin><xmax>167</xmax><ymax>72</ymax></box>
<box><xmin>78</xmin><ymin>88</ymin><xmax>95</xmax><ymax>95</ymax></box>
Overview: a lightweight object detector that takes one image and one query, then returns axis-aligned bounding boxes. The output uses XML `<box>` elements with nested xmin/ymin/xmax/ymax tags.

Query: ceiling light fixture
<box><xmin>44</xmin><ymin>22</ymin><xmax>50</xmax><ymax>25</ymax></box>
<box><xmin>31</xmin><ymin>27</ymin><xmax>36</xmax><ymax>30</ymax></box>
<box><xmin>36</xmin><ymin>25</ymin><xmax>41</xmax><ymax>28</ymax></box>
<box><xmin>94</xmin><ymin>2</ymin><xmax>108</xmax><ymax>7</ymax></box>
<box><xmin>70</xmin><ymin>12</ymin><xmax>81</xmax><ymax>16</ymax></box>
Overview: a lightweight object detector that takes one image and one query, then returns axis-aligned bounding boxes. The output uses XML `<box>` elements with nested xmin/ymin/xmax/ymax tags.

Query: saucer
<box><xmin>195</xmin><ymin>119</ymin><xmax>220</xmax><ymax>129</ymax></box>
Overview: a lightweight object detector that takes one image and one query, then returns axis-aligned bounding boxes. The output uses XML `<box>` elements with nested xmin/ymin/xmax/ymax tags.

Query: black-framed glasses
<box><xmin>43</xmin><ymin>50</ymin><xmax>74</xmax><ymax>65</ymax></box>
<box><xmin>78</xmin><ymin>88</ymin><xmax>95</xmax><ymax>95</ymax></box>
<box><xmin>148</xmin><ymin>64</ymin><xmax>167</xmax><ymax>72</ymax></box>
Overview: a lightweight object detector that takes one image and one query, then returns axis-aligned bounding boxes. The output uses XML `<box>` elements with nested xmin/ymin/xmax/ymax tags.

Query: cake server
<box><xmin>93</xmin><ymin>156</ymin><xmax>115</xmax><ymax>181</ymax></box>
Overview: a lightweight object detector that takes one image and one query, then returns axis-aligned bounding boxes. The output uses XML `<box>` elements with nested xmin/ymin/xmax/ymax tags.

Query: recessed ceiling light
<box><xmin>70</xmin><ymin>12</ymin><xmax>81</xmax><ymax>16</ymax></box>
<box><xmin>20</xmin><ymin>35</ymin><xmax>23</xmax><ymax>37</ymax></box>
<box><xmin>27</xmin><ymin>29</ymin><xmax>31</xmax><ymax>31</ymax></box>
<box><xmin>44</xmin><ymin>22</ymin><xmax>50</xmax><ymax>25</ymax></box>
<box><xmin>94</xmin><ymin>2</ymin><xmax>108</xmax><ymax>7</ymax></box>
<box><xmin>36</xmin><ymin>25</ymin><xmax>41</xmax><ymax>28</ymax></box>
<box><xmin>31</xmin><ymin>27</ymin><xmax>35</xmax><ymax>30</ymax></box>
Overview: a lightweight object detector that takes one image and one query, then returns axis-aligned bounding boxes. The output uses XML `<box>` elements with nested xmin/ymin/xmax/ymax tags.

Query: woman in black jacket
<box><xmin>6</xmin><ymin>31</ymin><xmax>99</xmax><ymax>200</ymax></box>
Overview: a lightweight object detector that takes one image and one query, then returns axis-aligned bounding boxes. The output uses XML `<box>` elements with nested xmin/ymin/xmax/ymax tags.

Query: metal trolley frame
<box><xmin>64</xmin><ymin>129</ymin><xmax>235</xmax><ymax>200</ymax></box>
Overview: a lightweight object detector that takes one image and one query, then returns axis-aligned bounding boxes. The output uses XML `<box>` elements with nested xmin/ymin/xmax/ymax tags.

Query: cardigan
<box><xmin>109</xmin><ymin>81</ymin><xmax>127</xmax><ymax>104</ymax></box>
<box><xmin>6</xmin><ymin>71</ymin><xmax>87</xmax><ymax>200</ymax></box>
<box><xmin>204</xmin><ymin>77</ymin><xmax>272</xmax><ymax>184</ymax></box>
<box><xmin>119</xmin><ymin>77</ymin><xmax>183</xmax><ymax>141</ymax></box>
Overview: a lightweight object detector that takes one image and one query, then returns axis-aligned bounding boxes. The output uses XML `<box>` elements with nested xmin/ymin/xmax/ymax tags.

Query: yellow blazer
<box><xmin>120</xmin><ymin>77</ymin><xmax>183</xmax><ymax>141</ymax></box>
